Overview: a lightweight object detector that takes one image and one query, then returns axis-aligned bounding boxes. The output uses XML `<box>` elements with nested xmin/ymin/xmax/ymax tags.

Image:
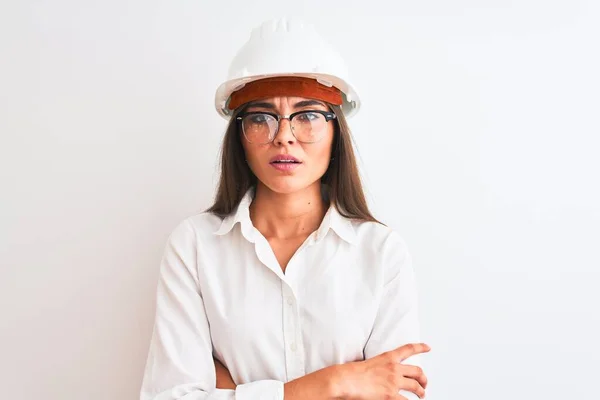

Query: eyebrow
<box><xmin>245</xmin><ymin>101</ymin><xmax>276</xmax><ymax>110</ymax></box>
<box><xmin>293</xmin><ymin>100</ymin><xmax>328</xmax><ymax>109</ymax></box>
<box><xmin>245</xmin><ymin>100</ymin><xmax>328</xmax><ymax>111</ymax></box>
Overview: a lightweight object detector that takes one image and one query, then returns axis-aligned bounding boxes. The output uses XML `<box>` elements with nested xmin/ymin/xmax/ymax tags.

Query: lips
<box><xmin>269</xmin><ymin>154</ymin><xmax>302</xmax><ymax>172</ymax></box>
<box><xmin>269</xmin><ymin>154</ymin><xmax>302</xmax><ymax>164</ymax></box>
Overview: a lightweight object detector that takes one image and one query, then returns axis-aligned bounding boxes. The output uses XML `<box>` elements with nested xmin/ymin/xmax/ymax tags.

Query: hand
<box><xmin>214</xmin><ymin>358</ymin><xmax>236</xmax><ymax>390</ymax></box>
<box><xmin>333</xmin><ymin>343</ymin><xmax>431</xmax><ymax>400</ymax></box>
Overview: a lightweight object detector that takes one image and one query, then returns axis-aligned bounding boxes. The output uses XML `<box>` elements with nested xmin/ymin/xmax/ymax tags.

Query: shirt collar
<box><xmin>316</xmin><ymin>203</ymin><xmax>357</xmax><ymax>245</ymax></box>
<box><xmin>213</xmin><ymin>186</ymin><xmax>257</xmax><ymax>242</ymax></box>
<box><xmin>213</xmin><ymin>185</ymin><xmax>357</xmax><ymax>245</ymax></box>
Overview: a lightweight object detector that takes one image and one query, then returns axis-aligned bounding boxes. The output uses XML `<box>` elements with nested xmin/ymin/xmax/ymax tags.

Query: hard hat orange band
<box><xmin>227</xmin><ymin>77</ymin><xmax>343</xmax><ymax>110</ymax></box>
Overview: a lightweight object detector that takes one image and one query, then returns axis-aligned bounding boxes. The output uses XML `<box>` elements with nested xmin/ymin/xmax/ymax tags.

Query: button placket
<box><xmin>281</xmin><ymin>281</ymin><xmax>304</xmax><ymax>380</ymax></box>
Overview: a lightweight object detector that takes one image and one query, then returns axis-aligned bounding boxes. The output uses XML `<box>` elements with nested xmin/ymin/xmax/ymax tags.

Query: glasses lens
<box><xmin>291</xmin><ymin>112</ymin><xmax>327</xmax><ymax>142</ymax></box>
<box><xmin>243</xmin><ymin>113</ymin><xmax>277</xmax><ymax>143</ymax></box>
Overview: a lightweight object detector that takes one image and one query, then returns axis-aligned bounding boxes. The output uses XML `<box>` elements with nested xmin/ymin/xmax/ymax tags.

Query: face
<box><xmin>239</xmin><ymin>96</ymin><xmax>336</xmax><ymax>195</ymax></box>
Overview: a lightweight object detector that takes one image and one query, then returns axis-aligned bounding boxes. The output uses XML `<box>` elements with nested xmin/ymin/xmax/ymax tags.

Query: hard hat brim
<box><xmin>215</xmin><ymin>72</ymin><xmax>360</xmax><ymax>120</ymax></box>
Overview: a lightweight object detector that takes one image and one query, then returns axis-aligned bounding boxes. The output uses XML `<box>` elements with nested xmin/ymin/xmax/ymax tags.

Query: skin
<box><xmin>214</xmin><ymin>96</ymin><xmax>431</xmax><ymax>399</ymax></box>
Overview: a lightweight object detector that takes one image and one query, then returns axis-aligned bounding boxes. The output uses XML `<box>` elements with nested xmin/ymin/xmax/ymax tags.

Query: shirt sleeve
<box><xmin>363</xmin><ymin>231</ymin><xmax>423</xmax><ymax>400</ymax></box>
<box><xmin>139</xmin><ymin>219</ymin><xmax>284</xmax><ymax>400</ymax></box>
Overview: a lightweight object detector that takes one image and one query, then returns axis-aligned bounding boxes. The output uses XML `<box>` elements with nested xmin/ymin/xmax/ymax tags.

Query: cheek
<box><xmin>314</xmin><ymin>146</ymin><xmax>332</xmax><ymax>166</ymax></box>
<box><xmin>242</xmin><ymin>142</ymin><xmax>271</xmax><ymax>174</ymax></box>
<box><xmin>306</xmin><ymin>131</ymin><xmax>335</xmax><ymax>170</ymax></box>
<box><xmin>241</xmin><ymin>137</ymin><xmax>264</xmax><ymax>161</ymax></box>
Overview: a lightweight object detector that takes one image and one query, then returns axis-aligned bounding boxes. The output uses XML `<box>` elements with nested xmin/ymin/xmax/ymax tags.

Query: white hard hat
<box><xmin>214</xmin><ymin>17</ymin><xmax>360</xmax><ymax>119</ymax></box>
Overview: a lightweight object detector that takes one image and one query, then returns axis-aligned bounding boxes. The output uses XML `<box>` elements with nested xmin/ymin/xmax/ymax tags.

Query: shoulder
<box><xmin>352</xmin><ymin>220</ymin><xmax>410</xmax><ymax>255</ymax></box>
<box><xmin>350</xmin><ymin>220</ymin><xmax>413</xmax><ymax>281</ymax></box>
<box><xmin>186</xmin><ymin>211</ymin><xmax>224</xmax><ymax>235</ymax></box>
<box><xmin>165</xmin><ymin>211</ymin><xmax>224</xmax><ymax>244</ymax></box>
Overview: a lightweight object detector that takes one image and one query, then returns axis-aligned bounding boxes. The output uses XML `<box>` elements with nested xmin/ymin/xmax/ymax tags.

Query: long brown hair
<box><xmin>206</xmin><ymin>104</ymin><xmax>380</xmax><ymax>224</ymax></box>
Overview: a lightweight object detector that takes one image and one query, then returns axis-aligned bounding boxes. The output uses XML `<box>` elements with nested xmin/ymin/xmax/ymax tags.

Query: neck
<box><xmin>249</xmin><ymin>182</ymin><xmax>328</xmax><ymax>240</ymax></box>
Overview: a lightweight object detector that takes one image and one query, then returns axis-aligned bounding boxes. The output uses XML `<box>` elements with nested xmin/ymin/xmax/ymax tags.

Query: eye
<box><xmin>248</xmin><ymin>114</ymin><xmax>271</xmax><ymax>124</ymax></box>
<box><xmin>297</xmin><ymin>112</ymin><xmax>320</xmax><ymax>122</ymax></box>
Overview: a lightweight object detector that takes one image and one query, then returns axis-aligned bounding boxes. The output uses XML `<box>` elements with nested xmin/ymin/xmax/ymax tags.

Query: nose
<box><xmin>273</xmin><ymin>117</ymin><xmax>296</xmax><ymax>145</ymax></box>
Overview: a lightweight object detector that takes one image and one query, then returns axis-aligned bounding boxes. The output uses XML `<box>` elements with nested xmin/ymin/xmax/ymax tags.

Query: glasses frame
<box><xmin>236</xmin><ymin>110</ymin><xmax>337</xmax><ymax>144</ymax></box>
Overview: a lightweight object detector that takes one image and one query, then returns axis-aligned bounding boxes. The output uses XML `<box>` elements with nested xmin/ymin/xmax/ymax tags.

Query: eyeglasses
<box><xmin>236</xmin><ymin>110</ymin><xmax>337</xmax><ymax>144</ymax></box>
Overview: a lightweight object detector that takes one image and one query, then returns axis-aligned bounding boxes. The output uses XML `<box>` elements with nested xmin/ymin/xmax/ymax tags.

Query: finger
<box><xmin>213</xmin><ymin>359</ymin><xmax>236</xmax><ymax>390</ymax></box>
<box><xmin>387</xmin><ymin>392</ymin><xmax>408</xmax><ymax>400</ymax></box>
<box><xmin>394</xmin><ymin>343</ymin><xmax>431</xmax><ymax>362</ymax></box>
<box><xmin>399</xmin><ymin>364</ymin><xmax>428</xmax><ymax>389</ymax></box>
<box><xmin>214</xmin><ymin>358</ymin><xmax>225</xmax><ymax>368</ymax></box>
<box><xmin>398</xmin><ymin>378</ymin><xmax>426</xmax><ymax>399</ymax></box>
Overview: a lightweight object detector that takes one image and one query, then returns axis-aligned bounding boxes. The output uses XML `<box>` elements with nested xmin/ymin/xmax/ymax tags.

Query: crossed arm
<box><xmin>211</xmin><ymin>343</ymin><xmax>430</xmax><ymax>399</ymax></box>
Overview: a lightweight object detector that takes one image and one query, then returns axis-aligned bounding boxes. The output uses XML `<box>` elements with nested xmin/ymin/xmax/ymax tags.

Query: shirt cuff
<box><xmin>236</xmin><ymin>380</ymin><xmax>284</xmax><ymax>400</ymax></box>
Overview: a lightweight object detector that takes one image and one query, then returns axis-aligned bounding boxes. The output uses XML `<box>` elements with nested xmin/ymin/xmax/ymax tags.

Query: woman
<box><xmin>140</xmin><ymin>18</ymin><xmax>431</xmax><ymax>400</ymax></box>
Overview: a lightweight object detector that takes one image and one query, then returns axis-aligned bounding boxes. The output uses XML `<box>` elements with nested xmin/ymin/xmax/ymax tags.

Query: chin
<box><xmin>260</xmin><ymin>177</ymin><xmax>314</xmax><ymax>195</ymax></box>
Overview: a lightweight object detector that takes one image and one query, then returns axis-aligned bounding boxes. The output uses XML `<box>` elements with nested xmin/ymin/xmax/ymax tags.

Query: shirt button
<box><xmin>287</xmin><ymin>297</ymin><xmax>293</xmax><ymax>306</ymax></box>
<box><xmin>290</xmin><ymin>342</ymin><xmax>297</xmax><ymax>352</ymax></box>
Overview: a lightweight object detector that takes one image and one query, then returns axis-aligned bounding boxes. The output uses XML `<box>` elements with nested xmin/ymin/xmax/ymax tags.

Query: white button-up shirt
<box><xmin>140</xmin><ymin>187</ymin><xmax>422</xmax><ymax>400</ymax></box>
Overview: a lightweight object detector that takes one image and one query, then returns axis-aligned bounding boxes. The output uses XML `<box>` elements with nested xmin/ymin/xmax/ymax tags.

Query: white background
<box><xmin>1</xmin><ymin>1</ymin><xmax>599</xmax><ymax>399</ymax></box>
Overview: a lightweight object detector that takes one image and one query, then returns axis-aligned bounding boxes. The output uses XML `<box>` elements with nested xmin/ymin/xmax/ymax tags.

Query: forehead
<box><xmin>245</xmin><ymin>96</ymin><xmax>328</xmax><ymax>109</ymax></box>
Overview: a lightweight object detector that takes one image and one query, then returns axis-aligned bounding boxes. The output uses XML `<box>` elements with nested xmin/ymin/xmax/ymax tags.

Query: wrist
<box><xmin>326</xmin><ymin>364</ymin><xmax>350</xmax><ymax>400</ymax></box>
